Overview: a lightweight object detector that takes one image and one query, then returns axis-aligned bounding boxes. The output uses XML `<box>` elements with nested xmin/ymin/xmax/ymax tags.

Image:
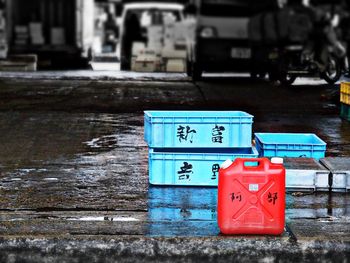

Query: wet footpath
<box><xmin>0</xmin><ymin>72</ymin><xmax>349</xmax><ymax>262</ymax></box>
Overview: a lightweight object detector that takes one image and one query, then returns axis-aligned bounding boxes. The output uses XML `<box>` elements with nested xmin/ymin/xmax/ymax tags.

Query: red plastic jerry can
<box><xmin>218</xmin><ymin>157</ymin><xmax>285</xmax><ymax>235</ymax></box>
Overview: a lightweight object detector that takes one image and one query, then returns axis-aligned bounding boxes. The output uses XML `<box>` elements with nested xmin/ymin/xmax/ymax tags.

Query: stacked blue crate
<box><xmin>144</xmin><ymin>111</ymin><xmax>258</xmax><ymax>186</ymax></box>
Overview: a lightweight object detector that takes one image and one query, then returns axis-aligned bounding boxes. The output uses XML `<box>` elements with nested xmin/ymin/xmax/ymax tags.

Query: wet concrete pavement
<box><xmin>0</xmin><ymin>112</ymin><xmax>147</xmax><ymax>211</ymax></box>
<box><xmin>0</xmin><ymin>71</ymin><xmax>349</xmax><ymax>261</ymax></box>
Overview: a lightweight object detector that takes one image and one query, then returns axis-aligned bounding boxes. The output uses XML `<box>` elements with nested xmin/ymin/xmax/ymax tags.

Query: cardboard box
<box><xmin>133</xmin><ymin>49</ymin><xmax>161</xmax><ymax>72</ymax></box>
<box><xmin>163</xmin><ymin>13</ymin><xmax>177</xmax><ymax>25</ymax></box>
<box><xmin>51</xmin><ymin>27</ymin><xmax>66</xmax><ymax>45</ymax></box>
<box><xmin>15</xmin><ymin>39</ymin><xmax>28</xmax><ymax>45</ymax></box>
<box><xmin>173</xmin><ymin>22</ymin><xmax>187</xmax><ymax>43</ymax></box>
<box><xmin>0</xmin><ymin>47</ymin><xmax>7</xmax><ymax>59</ymax></box>
<box><xmin>166</xmin><ymin>58</ymin><xmax>186</xmax><ymax>72</ymax></box>
<box><xmin>163</xmin><ymin>39</ymin><xmax>174</xmax><ymax>50</ymax></box>
<box><xmin>29</xmin><ymin>23</ymin><xmax>45</xmax><ymax>45</ymax></box>
<box><xmin>15</xmin><ymin>25</ymin><xmax>29</xmax><ymax>45</ymax></box>
<box><xmin>161</xmin><ymin>47</ymin><xmax>186</xmax><ymax>59</ymax></box>
<box><xmin>147</xmin><ymin>41</ymin><xmax>163</xmax><ymax>55</ymax></box>
<box><xmin>131</xmin><ymin>56</ymin><xmax>137</xmax><ymax>71</ymax></box>
<box><xmin>29</xmin><ymin>23</ymin><xmax>43</xmax><ymax>37</ymax></box>
<box><xmin>31</xmin><ymin>37</ymin><xmax>45</xmax><ymax>45</ymax></box>
<box><xmin>5</xmin><ymin>54</ymin><xmax>38</xmax><ymax>71</ymax></box>
<box><xmin>132</xmin><ymin>42</ymin><xmax>146</xmax><ymax>56</ymax></box>
<box><xmin>0</xmin><ymin>17</ymin><xmax>5</xmax><ymax>30</ymax></box>
<box><xmin>175</xmin><ymin>41</ymin><xmax>187</xmax><ymax>50</ymax></box>
<box><xmin>147</xmin><ymin>25</ymin><xmax>163</xmax><ymax>42</ymax></box>
<box><xmin>133</xmin><ymin>59</ymin><xmax>158</xmax><ymax>72</ymax></box>
<box><xmin>164</xmin><ymin>25</ymin><xmax>175</xmax><ymax>40</ymax></box>
<box><xmin>15</xmin><ymin>26</ymin><xmax>28</xmax><ymax>34</ymax></box>
<box><xmin>0</xmin><ymin>61</ymin><xmax>29</xmax><ymax>71</ymax></box>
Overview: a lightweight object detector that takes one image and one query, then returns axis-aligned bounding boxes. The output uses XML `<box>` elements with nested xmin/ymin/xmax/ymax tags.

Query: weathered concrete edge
<box><xmin>0</xmin><ymin>72</ymin><xmax>192</xmax><ymax>83</ymax></box>
<box><xmin>0</xmin><ymin>77</ymin><xmax>200</xmax><ymax>111</ymax></box>
<box><xmin>0</xmin><ymin>77</ymin><xmax>192</xmax><ymax>83</ymax></box>
<box><xmin>0</xmin><ymin>236</ymin><xmax>349</xmax><ymax>261</ymax></box>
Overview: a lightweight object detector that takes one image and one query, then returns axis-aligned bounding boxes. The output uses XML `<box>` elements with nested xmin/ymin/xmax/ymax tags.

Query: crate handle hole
<box><xmin>243</xmin><ymin>161</ymin><xmax>259</xmax><ymax>167</ymax></box>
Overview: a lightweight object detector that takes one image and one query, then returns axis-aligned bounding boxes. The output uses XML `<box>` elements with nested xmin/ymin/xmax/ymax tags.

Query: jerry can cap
<box><xmin>221</xmin><ymin>159</ymin><xmax>233</xmax><ymax>169</ymax></box>
<box><xmin>271</xmin><ymin>157</ymin><xmax>284</xmax><ymax>164</ymax></box>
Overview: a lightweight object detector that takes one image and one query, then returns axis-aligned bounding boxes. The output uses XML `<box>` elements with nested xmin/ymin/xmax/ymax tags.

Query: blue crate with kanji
<box><xmin>148</xmin><ymin>147</ymin><xmax>258</xmax><ymax>186</ymax></box>
<box><xmin>144</xmin><ymin>111</ymin><xmax>253</xmax><ymax>148</ymax></box>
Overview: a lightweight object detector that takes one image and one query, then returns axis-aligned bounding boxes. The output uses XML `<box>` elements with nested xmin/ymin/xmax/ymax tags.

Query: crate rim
<box><xmin>149</xmin><ymin>147</ymin><xmax>258</xmax><ymax>156</ymax></box>
<box><xmin>144</xmin><ymin>110</ymin><xmax>254</xmax><ymax>119</ymax></box>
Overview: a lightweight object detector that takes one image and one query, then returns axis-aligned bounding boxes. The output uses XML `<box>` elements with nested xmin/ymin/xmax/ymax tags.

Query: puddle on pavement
<box><xmin>84</xmin><ymin>135</ymin><xmax>119</xmax><ymax>149</ymax></box>
<box><xmin>0</xmin><ymin>111</ymin><xmax>145</xmax><ymax>166</ymax></box>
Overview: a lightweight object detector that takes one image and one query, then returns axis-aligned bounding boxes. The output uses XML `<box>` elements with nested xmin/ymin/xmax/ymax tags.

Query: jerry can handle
<box><xmin>236</xmin><ymin>158</ymin><xmax>270</xmax><ymax>170</ymax></box>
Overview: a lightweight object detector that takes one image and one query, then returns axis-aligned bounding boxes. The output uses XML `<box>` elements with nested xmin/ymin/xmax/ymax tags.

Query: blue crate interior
<box><xmin>255</xmin><ymin>133</ymin><xmax>326</xmax><ymax>159</ymax></box>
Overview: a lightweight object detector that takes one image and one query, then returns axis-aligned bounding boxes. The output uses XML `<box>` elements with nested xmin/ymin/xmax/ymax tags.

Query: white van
<box><xmin>117</xmin><ymin>2</ymin><xmax>186</xmax><ymax>71</ymax></box>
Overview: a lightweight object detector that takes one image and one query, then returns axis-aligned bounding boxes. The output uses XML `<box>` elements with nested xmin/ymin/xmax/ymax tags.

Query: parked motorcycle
<box><xmin>268</xmin><ymin>43</ymin><xmax>343</xmax><ymax>85</ymax></box>
<box><xmin>277</xmin><ymin>46</ymin><xmax>342</xmax><ymax>85</ymax></box>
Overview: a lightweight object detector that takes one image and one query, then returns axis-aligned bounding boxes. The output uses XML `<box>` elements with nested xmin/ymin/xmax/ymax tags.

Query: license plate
<box><xmin>231</xmin><ymin>48</ymin><xmax>251</xmax><ymax>59</ymax></box>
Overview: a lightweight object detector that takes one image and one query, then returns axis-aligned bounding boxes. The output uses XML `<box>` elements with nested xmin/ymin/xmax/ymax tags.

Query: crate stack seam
<box><xmin>144</xmin><ymin>111</ymin><xmax>257</xmax><ymax>186</ymax></box>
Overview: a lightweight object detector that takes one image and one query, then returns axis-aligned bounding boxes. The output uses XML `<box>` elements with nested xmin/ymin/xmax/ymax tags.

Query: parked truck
<box><xmin>187</xmin><ymin>0</ymin><xmax>278</xmax><ymax>80</ymax></box>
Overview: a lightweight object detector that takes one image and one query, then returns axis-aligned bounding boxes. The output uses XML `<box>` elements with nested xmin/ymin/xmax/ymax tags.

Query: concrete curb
<box><xmin>0</xmin><ymin>71</ymin><xmax>191</xmax><ymax>82</ymax></box>
<box><xmin>0</xmin><ymin>236</ymin><xmax>349</xmax><ymax>262</ymax></box>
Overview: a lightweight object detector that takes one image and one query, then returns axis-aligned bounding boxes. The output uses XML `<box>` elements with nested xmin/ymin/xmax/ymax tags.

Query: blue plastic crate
<box><xmin>255</xmin><ymin>133</ymin><xmax>326</xmax><ymax>159</ymax></box>
<box><xmin>148</xmin><ymin>147</ymin><xmax>258</xmax><ymax>186</ymax></box>
<box><xmin>144</xmin><ymin>111</ymin><xmax>253</xmax><ymax>148</ymax></box>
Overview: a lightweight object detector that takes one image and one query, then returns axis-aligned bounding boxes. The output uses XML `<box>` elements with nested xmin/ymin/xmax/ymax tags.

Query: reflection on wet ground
<box><xmin>148</xmin><ymin>187</ymin><xmax>219</xmax><ymax>237</ymax></box>
<box><xmin>147</xmin><ymin>186</ymin><xmax>350</xmax><ymax>237</ymax></box>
